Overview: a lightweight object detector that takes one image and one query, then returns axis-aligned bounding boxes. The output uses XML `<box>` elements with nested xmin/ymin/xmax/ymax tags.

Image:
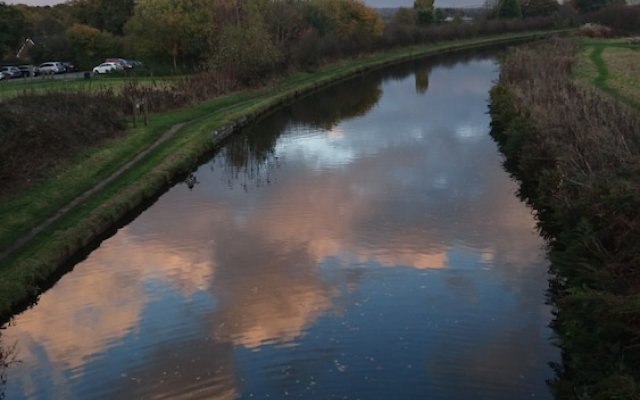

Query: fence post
<box><xmin>143</xmin><ymin>98</ymin><xmax>148</xmax><ymax>126</ymax></box>
<box><xmin>132</xmin><ymin>99</ymin><xmax>137</xmax><ymax>128</ymax></box>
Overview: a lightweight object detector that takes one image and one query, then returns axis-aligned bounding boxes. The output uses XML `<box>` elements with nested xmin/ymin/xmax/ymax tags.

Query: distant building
<box><xmin>444</xmin><ymin>16</ymin><xmax>474</xmax><ymax>22</ymax></box>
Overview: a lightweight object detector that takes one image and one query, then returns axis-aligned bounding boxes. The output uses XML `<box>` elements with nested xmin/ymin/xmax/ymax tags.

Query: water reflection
<box><xmin>3</xmin><ymin>48</ymin><xmax>557</xmax><ymax>399</ymax></box>
<box><xmin>0</xmin><ymin>334</ymin><xmax>6</xmax><ymax>400</ymax></box>
<box><xmin>415</xmin><ymin>64</ymin><xmax>431</xmax><ymax>94</ymax></box>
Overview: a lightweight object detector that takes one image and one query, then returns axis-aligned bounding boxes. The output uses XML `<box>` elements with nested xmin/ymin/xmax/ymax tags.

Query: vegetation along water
<box><xmin>490</xmin><ymin>35</ymin><xmax>640</xmax><ymax>398</ymax></box>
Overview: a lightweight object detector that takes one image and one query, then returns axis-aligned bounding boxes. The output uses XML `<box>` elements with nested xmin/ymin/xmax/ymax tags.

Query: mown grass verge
<box><xmin>490</xmin><ymin>38</ymin><xmax>640</xmax><ymax>399</ymax></box>
<box><xmin>574</xmin><ymin>38</ymin><xmax>640</xmax><ymax>109</ymax></box>
<box><xmin>0</xmin><ymin>30</ymin><xmax>568</xmax><ymax>322</ymax></box>
<box><xmin>0</xmin><ymin>75</ymin><xmax>183</xmax><ymax>100</ymax></box>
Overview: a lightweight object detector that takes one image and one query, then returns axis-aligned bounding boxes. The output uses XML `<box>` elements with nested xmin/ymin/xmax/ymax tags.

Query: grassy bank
<box><xmin>0</xmin><ymin>75</ymin><xmax>183</xmax><ymax>100</ymax></box>
<box><xmin>489</xmin><ymin>38</ymin><xmax>640</xmax><ymax>399</ymax></box>
<box><xmin>0</xmin><ymin>30</ymin><xmax>566</xmax><ymax>322</ymax></box>
<box><xmin>574</xmin><ymin>38</ymin><xmax>640</xmax><ymax>109</ymax></box>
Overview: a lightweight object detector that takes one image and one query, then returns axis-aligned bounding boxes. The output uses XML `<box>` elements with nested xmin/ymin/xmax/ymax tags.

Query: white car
<box><xmin>93</xmin><ymin>62</ymin><xmax>119</xmax><ymax>74</ymax></box>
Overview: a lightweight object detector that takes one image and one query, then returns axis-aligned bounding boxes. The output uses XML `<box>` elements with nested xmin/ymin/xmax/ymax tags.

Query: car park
<box><xmin>93</xmin><ymin>62</ymin><xmax>119</xmax><ymax>74</ymax></box>
<box><xmin>0</xmin><ymin>66</ymin><xmax>21</xmax><ymax>79</ymax></box>
<box><xmin>39</xmin><ymin>62</ymin><xmax>65</xmax><ymax>74</ymax></box>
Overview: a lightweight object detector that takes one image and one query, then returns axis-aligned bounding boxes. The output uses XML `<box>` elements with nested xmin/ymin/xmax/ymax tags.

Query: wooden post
<box><xmin>143</xmin><ymin>98</ymin><xmax>148</xmax><ymax>126</ymax></box>
<box><xmin>132</xmin><ymin>99</ymin><xmax>137</xmax><ymax>128</ymax></box>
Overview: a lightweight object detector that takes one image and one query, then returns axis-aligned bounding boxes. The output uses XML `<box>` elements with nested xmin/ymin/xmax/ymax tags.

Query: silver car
<box><xmin>38</xmin><ymin>62</ymin><xmax>65</xmax><ymax>74</ymax></box>
<box><xmin>0</xmin><ymin>66</ymin><xmax>21</xmax><ymax>78</ymax></box>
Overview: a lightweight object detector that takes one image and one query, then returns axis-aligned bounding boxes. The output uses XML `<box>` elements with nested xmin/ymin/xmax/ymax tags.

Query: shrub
<box><xmin>490</xmin><ymin>38</ymin><xmax>640</xmax><ymax>398</ymax></box>
<box><xmin>0</xmin><ymin>91</ymin><xmax>125</xmax><ymax>198</ymax></box>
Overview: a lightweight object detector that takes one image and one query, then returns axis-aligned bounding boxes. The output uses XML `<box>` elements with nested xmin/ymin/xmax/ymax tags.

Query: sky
<box><xmin>4</xmin><ymin>0</ymin><xmax>486</xmax><ymax>9</ymax></box>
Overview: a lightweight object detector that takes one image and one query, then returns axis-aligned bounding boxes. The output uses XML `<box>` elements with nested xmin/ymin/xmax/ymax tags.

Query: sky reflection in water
<box><xmin>2</xmin><ymin>49</ymin><xmax>558</xmax><ymax>400</ymax></box>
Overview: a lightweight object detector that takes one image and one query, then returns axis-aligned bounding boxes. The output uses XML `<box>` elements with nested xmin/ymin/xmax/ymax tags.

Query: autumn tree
<box><xmin>262</xmin><ymin>0</ymin><xmax>306</xmax><ymax>55</ymax></box>
<box><xmin>68</xmin><ymin>0</ymin><xmax>134</xmax><ymax>35</ymax></box>
<box><xmin>521</xmin><ymin>0</ymin><xmax>559</xmax><ymax>17</ymax></box>
<box><xmin>392</xmin><ymin>7</ymin><xmax>417</xmax><ymax>25</ymax></box>
<box><xmin>210</xmin><ymin>0</ymin><xmax>282</xmax><ymax>83</ymax></box>
<box><xmin>124</xmin><ymin>0</ymin><xmax>211</xmax><ymax>70</ymax></box>
<box><xmin>497</xmin><ymin>0</ymin><xmax>523</xmax><ymax>18</ymax></box>
<box><xmin>66</xmin><ymin>23</ymin><xmax>121</xmax><ymax>69</ymax></box>
<box><xmin>0</xmin><ymin>3</ymin><xmax>29</xmax><ymax>59</ymax></box>
<box><xmin>304</xmin><ymin>0</ymin><xmax>383</xmax><ymax>39</ymax></box>
<box><xmin>414</xmin><ymin>0</ymin><xmax>435</xmax><ymax>25</ymax></box>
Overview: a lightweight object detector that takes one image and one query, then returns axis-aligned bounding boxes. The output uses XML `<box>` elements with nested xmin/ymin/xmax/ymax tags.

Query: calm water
<box><xmin>1</xmin><ymin>50</ymin><xmax>559</xmax><ymax>399</ymax></box>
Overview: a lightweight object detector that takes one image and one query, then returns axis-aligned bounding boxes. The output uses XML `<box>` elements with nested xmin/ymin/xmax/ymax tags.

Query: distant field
<box><xmin>574</xmin><ymin>38</ymin><xmax>640</xmax><ymax>108</ymax></box>
<box><xmin>0</xmin><ymin>74</ymin><xmax>184</xmax><ymax>100</ymax></box>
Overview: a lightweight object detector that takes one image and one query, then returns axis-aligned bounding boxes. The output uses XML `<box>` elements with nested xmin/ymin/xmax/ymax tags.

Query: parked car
<box><xmin>126</xmin><ymin>59</ymin><xmax>143</xmax><ymax>68</ymax></box>
<box><xmin>39</xmin><ymin>62</ymin><xmax>65</xmax><ymax>74</ymax></box>
<box><xmin>0</xmin><ymin>66</ymin><xmax>21</xmax><ymax>78</ymax></box>
<box><xmin>105</xmin><ymin>58</ymin><xmax>131</xmax><ymax>70</ymax></box>
<box><xmin>0</xmin><ymin>71</ymin><xmax>7</xmax><ymax>80</ymax></box>
<box><xmin>93</xmin><ymin>62</ymin><xmax>119</xmax><ymax>74</ymax></box>
<box><xmin>17</xmin><ymin>64</ymin><xmax>38</xmax><ymax>77</ymax></box>
<box><xmin>62</xmin><ymin>62</ymin><xmax>77</xmax><ymax>72</ymax></box>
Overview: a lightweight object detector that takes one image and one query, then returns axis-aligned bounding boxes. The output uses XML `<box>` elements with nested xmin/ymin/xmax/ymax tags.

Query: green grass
<box><xmin>575</xmin><ymin>38</ymin><xmax>640</xmax><ymax>109</ymax></box>
<box><xmin>0</xmin><ymin>29</ymin><xmax>569</xmax><ymax>321</ymax></box>
<box><xmin>0</xmin><ymin>74</ymin><xmax>183</xmax><ymax>100</ymax></box>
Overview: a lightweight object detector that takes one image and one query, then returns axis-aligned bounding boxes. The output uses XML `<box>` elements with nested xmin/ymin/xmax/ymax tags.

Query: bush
<box><xmin>582</xmin><ymin>4</ymin><xmax>640</xmax><ymax>34</ymax></box>
<box><xmin>490</xmin><ymin>38</ymin><xmax>640</xmax><ymax>399</ymax></box>
<box><xmin>0</xmin><ymin>91</ymin><xmax>125</xmax><ymax>198</ymax></box>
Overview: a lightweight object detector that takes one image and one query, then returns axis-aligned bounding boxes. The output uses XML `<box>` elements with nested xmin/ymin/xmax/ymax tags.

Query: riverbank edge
<box><xmin>489</xmin><ymin>80</ymin><xmax>640</xmax><ymax>397</ymax></box>
<box><xmin>0</xmin><ymin>29</ymin><xmax>566</xmax><ymax>323</ymax></box>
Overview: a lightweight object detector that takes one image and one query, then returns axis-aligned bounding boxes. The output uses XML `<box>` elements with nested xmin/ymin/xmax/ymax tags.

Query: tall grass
<box><xmin>0</xmin><ymin>90</ymin><xmax>126</xmax><ymax>198</ymax></box>
<box><xmin>490</xmin><ymin>38</ymin><xmax>640</xmax><ymax>399</ymax></box>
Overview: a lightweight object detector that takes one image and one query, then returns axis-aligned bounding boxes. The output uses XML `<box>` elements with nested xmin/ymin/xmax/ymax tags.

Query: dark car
<box><xmin>105</xmin><ymin>58</ymin><xmax>132</xmax><ymax>69</ymax></box>
<box><xmin>17</xmin><ymin>65</ymin><xmax>38</xmax><ymax>77</ymax></box>
<box><xmin>127</xmin><ymin>59</ymin><xmax>144</xmax><ymax>68</ymax></box>
<box><xmin>62</xmin><ymin>62</ymin><xmax>77</xmax><ymax>73</ymax></box>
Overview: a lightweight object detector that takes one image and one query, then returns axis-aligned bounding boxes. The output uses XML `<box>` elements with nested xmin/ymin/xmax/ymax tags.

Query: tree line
<box><xmin>0</xmin><ymin>0</ymin><xmax>617</xmax><ymax>74</ymax></box>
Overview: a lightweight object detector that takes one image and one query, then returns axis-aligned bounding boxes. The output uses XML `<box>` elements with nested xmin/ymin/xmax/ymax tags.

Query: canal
<box><xmin>1</xmin><ymin>48</ymin><xmax>559</xmax><ymax>399</ymax></box>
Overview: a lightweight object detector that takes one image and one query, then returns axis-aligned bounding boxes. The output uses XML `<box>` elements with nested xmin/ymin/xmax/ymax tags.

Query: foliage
<box><xmin>66</xmin><ymin>23</ymin><xmax>122</xmax><ymax>69</ymax></box>
<box><xmin>497</xmin><ymin>0</ymin><xmax>523</xmax><ymax>18</ymax></box>
<box><xmin>582</xmin><ymin>4</ymin><xmax>640</xmax><ymax>34</ymax></box>
<box><xmin>209</xmin><ymin>8</ymin><xmax>283</xmax><ymax>84</ymax></box>
<box><xmin>12</xmin><ymin>4</ymin><xmax>74</xmax><ymax>63</ymax></box>
<box><xmin>521</xmin><ymin>0</ymin><xmax>559</xmax><ymax>17</ymax></box>
<box><xmin>304</xmin><ymin>0</ymin><xmax>384</xmax><ymax>39</ymax></box>
<box><xmin>68</xmin><ymin>0</ymin><xmax>134</xmax><ymax>35</ymax></box>
<box><xmin>0</xmin><ymin>90</ymin><xmax>125</xmax><ymax>197</ymax></box>
<box><xmin>0</xmin><ymin>3</ymin><xmax>29</xmax><ymax>60</ymax></box>
<box><xmin>393</xmin><ymin>7</ymin><xmax>417</xmax><ymax>26</ymax></box>
<box><xmin>124</xmin><ymin>0</ymin><xmax>211</xmax><ymax>70</ymax></box>
<box><xmin>262</xmin><ymin>0</ymin><xmax>306</xmax><ymax>60</ymax></box>
<box><xmin>490</xmin><ymin>38</ymin><xmax>640</xmax><ymax>399</ymax></box>
<box><xmin>572</xmin><ymin>0</ymin><xmax>609</xmax><ymax>13</ymax></box>
<box><xmin>414</xmin><ymin>0</ymin><xmax>435</xmax><ymax>25</ymax></box>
